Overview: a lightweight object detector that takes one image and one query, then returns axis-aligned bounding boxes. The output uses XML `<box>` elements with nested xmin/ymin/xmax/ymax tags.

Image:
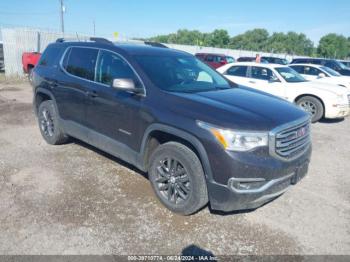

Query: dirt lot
<box><xmin>0</xmin><ymin>80</ymin><xmax>349</xmax><ymax>255</ymax></box>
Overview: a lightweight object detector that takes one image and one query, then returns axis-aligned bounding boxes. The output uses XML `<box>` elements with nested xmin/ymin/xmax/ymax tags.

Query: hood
<box><xmin>165</xmin><ymin>87</ymin><xmax>308</xmax><ymax>131</ymax></box>
<box><xmin>294</xmin><ymin>81</ymin><xmax>348</xmax><ymax>95</ymax></box>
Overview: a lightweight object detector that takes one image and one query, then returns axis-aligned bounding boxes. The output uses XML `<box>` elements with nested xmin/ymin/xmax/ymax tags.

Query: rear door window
<box><xmin>226</xmin><ymin>66</ymin><xmax>248</xmax><ymax>77</ymax></box>
<box><xmin>63</xmin><ymin>47</ymin><xmax>98</xmax><ymax>81</ymax></box>
<box><xmin>291</xmin><ymin>66</ymin><xmax>305</xmax><ymax>74</ymax></box>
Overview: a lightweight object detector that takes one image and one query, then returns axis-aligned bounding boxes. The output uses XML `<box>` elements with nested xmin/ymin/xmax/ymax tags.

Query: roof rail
<box><xmin>55</xmin><ymin>37</ymin><xmax>113</xmax><ymax>45</ymax></box>
<box><xmin>144</xmin><ymin>41</ymin><xmax>168</xmax><ymax>48</ymax></box>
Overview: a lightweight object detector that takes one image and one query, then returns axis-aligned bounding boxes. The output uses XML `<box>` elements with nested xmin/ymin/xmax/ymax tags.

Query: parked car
<box><xmin>195</xmin><ymin>53</ymin><xmax>235</xmax><ymax>68</ymax></box>
<box><xmin>0</xmin><ymin>42</ymin><xmax>4</xmax><ymax>71</ymax></box>
<box><xmin>217</xmin><ymin>62</ymin><xmax>350</xmax><ymax>122</ymax></box>
<box><xmin>262</xmin><ymin>56</ymin><xmax>288</xmax><ymax>65</ymax></box>
<box><xmin>22</xmin><ymin>51</ymin><xmax>41</xmax><ymax>81</ymax></box>
<box><xmin>32</xmin><ymin>38</ymin><xmax>312</xmax><ymax>215</ymax></box>
<box><xmin>237</xmin><ymin>56</ymin><xmax>268</xmax><ymax>63</ymax></box>
<box><xmin>290</xmin><ymin>64</ymin><xmax>350</xmax><ymax>89</ymax></box>
<box><xmin>290</xmin><ymin>58</ymin><xmax>350</xmax><ymax>76</ymax></box>
<box><xmin>338</xmin><ymin>60</ymin><xmax>350</xmax><ymax>68</ymax></box>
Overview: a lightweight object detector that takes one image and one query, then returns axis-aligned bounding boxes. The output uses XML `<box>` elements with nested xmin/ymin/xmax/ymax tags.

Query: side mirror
<box><xmin>112</xmin><ymin>78</ymin><xmax>143</xmax><ymax>94</ymax></box>
<box><xmin>318</xmin><ymin>73</ymin><xmax>326</xmax><ymax>78</ymax></box>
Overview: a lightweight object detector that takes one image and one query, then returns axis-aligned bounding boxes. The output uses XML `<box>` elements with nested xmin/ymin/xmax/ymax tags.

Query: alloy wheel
<box><xmin>155</xmin><ymin>157</ymin><xmax>191</xmax><ymax>205</ymax></box>
<box><xmin>299</xmin><ymin>100</ymin><xmax>316</xmax><ymax>115</ymax></box>
<box><xmin>40</xmin><ymin>109</ymin><xmax>54</xmax><ymax>137</ymax></box>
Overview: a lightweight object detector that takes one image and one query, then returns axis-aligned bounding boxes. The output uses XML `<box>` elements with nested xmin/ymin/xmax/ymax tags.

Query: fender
<box><xmin>34</xmin><ymin>87</ymin><xmax>60</xmax><ymax>117</ymax></box>
<box><xmin>139</xmin><ymin>123</ymin><xmax>214</xmax><ymax>181</ymax></box>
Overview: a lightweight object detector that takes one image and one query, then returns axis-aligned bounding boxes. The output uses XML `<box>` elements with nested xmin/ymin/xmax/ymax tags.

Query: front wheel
<box><xmin>296</xmin><ymin>96</ymin><xmax>324</xmax><ymax>123</ymax></box>
<box><xmin>148</xmin><ymin>142</ymin><xmax>208</xmax><ymax>215</ymax></box>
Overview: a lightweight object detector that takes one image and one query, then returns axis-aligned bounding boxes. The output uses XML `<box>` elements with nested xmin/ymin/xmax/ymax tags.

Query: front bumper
<box><xmin>325</xmin><ymin>104</ymin><xmax>350</xmax><ymax>119</ymax></box>
<box><xmin>207</xmin><ymin>146</ymin><xmax>311</xmax><ymax>212</ymax></box>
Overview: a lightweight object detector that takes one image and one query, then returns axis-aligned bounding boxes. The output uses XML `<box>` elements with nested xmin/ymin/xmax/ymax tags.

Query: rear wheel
<box><xmin>297</xmin><ymin>96</ymin><xmax>324</xmax><ymax>123</ymax></box>
<box><xmin>148</xmin><ymin>142</ymin><xmax>208</xmax><ymax>215</ymax></box>
<box><xmin>38</xmin><ymin>100</ymin><xmax>69</xmax><ymax>145</ymax></box>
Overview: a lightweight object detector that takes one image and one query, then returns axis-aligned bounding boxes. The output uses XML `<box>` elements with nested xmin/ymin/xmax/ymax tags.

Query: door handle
<box><xmin>87</xmin><ymin>90</ymin><xmax>98</xmax><ymax>98</ymax></box>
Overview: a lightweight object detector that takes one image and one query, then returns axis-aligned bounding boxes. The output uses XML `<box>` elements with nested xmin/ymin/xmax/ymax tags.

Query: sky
<box><xmin>0</xmin><ymin>0</ymin><xmax>349</xmax><ymax>44</ymax></box>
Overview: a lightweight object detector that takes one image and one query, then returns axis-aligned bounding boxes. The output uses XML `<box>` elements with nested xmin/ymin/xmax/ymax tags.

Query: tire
<box><xmin>38</xmin><ymin>100</ymin><xmax>69</xmax><ymax>145</ymax></box>
<box><xmin>148</xmin><ymin>142</ymin><xmax>208</xmax><ymax>215</ymax></box>
<box><xmin>296</xmin><ymin>96</ymin><xmax>324</xmax><ymax>123</ymax></box>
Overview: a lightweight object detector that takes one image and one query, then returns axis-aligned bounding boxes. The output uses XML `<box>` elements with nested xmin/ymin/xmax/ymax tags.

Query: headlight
<box><xmin>197</xmin><ymin>121</ymin><xmax>268</xmax><ymax>151</ymax></box>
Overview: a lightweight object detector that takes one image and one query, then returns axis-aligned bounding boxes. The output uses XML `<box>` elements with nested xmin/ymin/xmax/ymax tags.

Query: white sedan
<box><xmin>217</xmin><ymin>62</ymin><xmax>350</xmax><ymax>122</ymax></box>
<box><xmin>290</xmin><ymin>64</ymin><xmax>350</xmax><ymax>89</ymax></box>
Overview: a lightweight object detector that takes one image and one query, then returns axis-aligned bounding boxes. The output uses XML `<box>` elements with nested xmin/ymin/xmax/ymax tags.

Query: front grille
<box><xmin>270</xmin><ymin>117</ymin><xmax>311</xmax><ymax>161</ymax></box>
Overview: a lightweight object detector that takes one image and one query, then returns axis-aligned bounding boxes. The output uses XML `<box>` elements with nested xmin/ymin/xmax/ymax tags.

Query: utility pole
<box><xmin>93</xmin><ymin>20</ymin><xmax>96</xmax><ymax>36</ymax></box>
<box><xmin>59</xmin><ymin>0</ymin><xmax>65</xmax><ymax>34</ymax></box>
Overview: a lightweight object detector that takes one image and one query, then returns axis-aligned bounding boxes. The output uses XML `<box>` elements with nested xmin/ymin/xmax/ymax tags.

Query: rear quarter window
<box><xmin>63</xmin><ymin>47</ymin><xmax>98</xmax><ymax>81</ymax></box>
<box><xmin>39</xmin><ymin>45</ymin><xmax>62</xmax><ymax>67</ymax></box>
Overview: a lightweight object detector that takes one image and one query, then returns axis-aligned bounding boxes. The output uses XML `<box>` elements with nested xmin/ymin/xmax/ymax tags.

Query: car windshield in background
<box><xmin>320</xmin><ymin>66</ymin><xmax>341</xmax><ymax>77</ymax></box>
<box><xmin>226</xmin><ymin>56</ymin><xmax>235</xmax><ymax>63</ymax></box>
<box><xmin>335</xmin><ymin>60</ymin><xmax>348</xmax><ymax>70</ymax></box>
<box><xmin>135</xmin><ymin>55</ymin><xmax>232</xmax><ymax>93</ymax></box>
<box><xmin>275</xmin><ymin>67</ymin><xmax>306</xmax><ymax>83</ymax></box>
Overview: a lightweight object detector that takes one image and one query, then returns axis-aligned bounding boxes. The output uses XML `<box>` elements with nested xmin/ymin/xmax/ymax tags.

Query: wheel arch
<box><xmin>140</xmin><ymin>124</ymin><xmax>213</xmax><ymax>181</ymax></box>
<box><xmin>294</xmin><ymin>93</ymin><xmax>326</xmax><ymax>117</ymax></box>
<box><xmin>34</xmin><ymin>88</ymin><xmax>60</xmax><ymax>117</ymax></box>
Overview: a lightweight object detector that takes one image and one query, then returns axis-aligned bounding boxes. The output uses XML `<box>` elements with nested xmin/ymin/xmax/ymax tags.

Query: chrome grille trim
<box><xmin>269</xmin><ymin>115</ymin><xmax>311</xmax><ymax>161</ymax></box>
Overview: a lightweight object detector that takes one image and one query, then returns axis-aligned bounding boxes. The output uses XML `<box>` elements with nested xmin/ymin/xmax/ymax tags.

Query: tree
<box><xmin>146</xmin><ymin>28</ymin><xmax>349</xmax><ymax>58</ymax></box>
<box><xmin>317</xmin><ymin>34</ymin><xmax>349</xmax><ymax>59</ymax></box>
<box><xmin>229</xmin><ymin>29</ymin><xmax>269</xmax><ymax>51</ymax></box>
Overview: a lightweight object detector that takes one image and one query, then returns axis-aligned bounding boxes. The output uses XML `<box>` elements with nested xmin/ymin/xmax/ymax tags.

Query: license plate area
<box><xmin>291</xmin><ymin>162</ymin><xmax>309</xmax><ymax>185</ymax></box>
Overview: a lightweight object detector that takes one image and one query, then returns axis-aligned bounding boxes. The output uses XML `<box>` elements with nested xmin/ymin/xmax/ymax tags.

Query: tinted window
<box><xmin>226</xmin><ymin>66</ymin><xmax>248</xmax><ymax>77</ymax></box>
<box><xmin>64</xmin><ymin>47</ymin><xmax>98</xmax><ymax>81</ymax></box>
<box><xmin>96</xmin><ymin>50</ymin><xmax>139</xmax><ymax>86</ymax></box>
<box><xmin>214</xmin><ymin>56</ymin><xmax>224</xmax><ymax>62</ymax></box>
<box><xmin>251</xmin><ymin>66</ymin><xmax>274</xmax><ymax>80</ymax></box>
<box><xmin>39</xmin><ymin>45</ymin><xmax>61</xmax><ymax>67</ymax></box>
<box><xmin>291</xmin><ymin>65</ymin><xmax>304</xmax><ymax>74</ymax></box>
<box><xmin>304</xmin><ymin>66</ymin><xmax>321</xmax><ymax>76</ymax></box>
<box><xmin>205</xmin><ymin>55</ymin><xmax>214</xmax><ymax>62</ymax></box>
<box><xmin>136</xmin><ymin>55</ymin><xmax>232</xmax><ymax>93</ymax></box>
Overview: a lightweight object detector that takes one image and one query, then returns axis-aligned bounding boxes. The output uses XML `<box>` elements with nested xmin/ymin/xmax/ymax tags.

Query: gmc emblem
<box><xmin>296</xmin><ymin>127</ymin><xmax>307</xmax><ymax>138</ymax></box>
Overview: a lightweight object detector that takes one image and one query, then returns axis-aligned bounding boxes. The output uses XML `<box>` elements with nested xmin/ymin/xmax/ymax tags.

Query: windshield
<box><xmin>275</xmin><ymin>67</ymin><xmax>306</xmax><ymax>83</ymax></box>
<box><xmin>334</xmin><ymin>60</ymin><xmax>348</xmax><ymax>70</ymax></box>
<box><xmin>135</xmin><ymin>55</ymin><xmax>232</xmax><ymax>93</ymax></box>
<box><xmin>320</xmin><ymin>66</ymin><xmax>341</xmax><ymax>77</ymax></box>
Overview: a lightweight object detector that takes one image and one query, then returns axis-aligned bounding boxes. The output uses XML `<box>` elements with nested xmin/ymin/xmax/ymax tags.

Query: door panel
<box><xmin>54</xmin><ymin>47</ymin><xmax>98</xmax><ymax>125</ymax></box>
<box><xmin>86</xmin><ymin>50</ymin><xmax>144</xmax><ymax>148</ymax></box>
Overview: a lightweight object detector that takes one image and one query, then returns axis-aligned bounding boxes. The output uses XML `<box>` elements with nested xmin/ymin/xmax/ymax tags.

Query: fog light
<box><xmin>229</xmin><ymin>177</ymin><xmax>266</xmax><ymax>192</ymax></box>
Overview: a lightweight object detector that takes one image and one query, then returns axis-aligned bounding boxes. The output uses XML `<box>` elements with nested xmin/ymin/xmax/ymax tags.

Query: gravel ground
<box><xmin>0</xmin><ymin>80</ymin><xmax>349</xmax><ymax>255</ymax></box>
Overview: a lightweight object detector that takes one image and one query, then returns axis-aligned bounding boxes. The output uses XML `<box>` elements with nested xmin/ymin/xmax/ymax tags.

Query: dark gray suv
<box><xmin>31</xmin><ymin>38</ymin><xmax>312</xmax><ymax>215</ymax></box>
